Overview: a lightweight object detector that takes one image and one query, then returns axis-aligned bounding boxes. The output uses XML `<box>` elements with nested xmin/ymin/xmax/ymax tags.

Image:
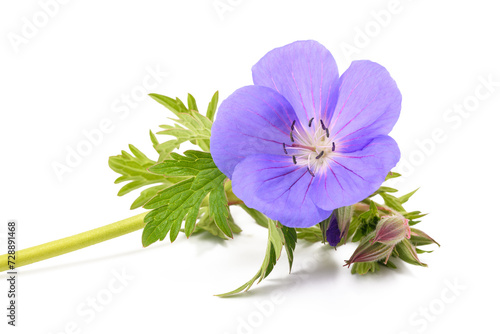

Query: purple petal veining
<box><xmin>211</xmin><ymin>40</ymin><xmax>402</xmax><ymax>227</ymax></box>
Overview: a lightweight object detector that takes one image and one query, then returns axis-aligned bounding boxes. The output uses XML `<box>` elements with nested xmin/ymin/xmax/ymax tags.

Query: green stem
<box><xmin>0</xmin><ymin>212</ymin><xmax>148</xmax><ymax>273</ymax></box>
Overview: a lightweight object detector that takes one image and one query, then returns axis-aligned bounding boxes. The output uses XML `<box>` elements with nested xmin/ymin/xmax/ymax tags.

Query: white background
<box><xmin>1</xmin><ymin>1</ymin><xmax>499</xmax><ymax>333</ymax></box>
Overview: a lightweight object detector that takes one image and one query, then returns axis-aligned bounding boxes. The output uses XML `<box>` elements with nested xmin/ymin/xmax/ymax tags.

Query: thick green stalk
<box><xmin>0</xmin><ymin>212</ymin><xmax>148</xmax><ymax>273</ymax></box>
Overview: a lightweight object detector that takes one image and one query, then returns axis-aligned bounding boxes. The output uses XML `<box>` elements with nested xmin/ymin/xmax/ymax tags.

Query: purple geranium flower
<box><xmin>211</xmin><ymin>40</ymin><xmax>401</xmax><ymax>227</ymax></box>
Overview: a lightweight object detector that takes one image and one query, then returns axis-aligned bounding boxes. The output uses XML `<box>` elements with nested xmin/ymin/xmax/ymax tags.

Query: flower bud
<box><xmin>371</xmin><ymin>215</ymin><xmax>411</xmax><ymax>246</ymax></box>
<box><xmin>326</xmin><ymin>206</ymin><xmax>354</xmax><ymax>247</ymax></box>
<box><xmin>325</xmin><ymin>214</ymin><xmax>341</xmax><ymax>247</ymax></box>
<box><xmin>344</xmin><ymin>232</ymin><xmax>395</xmax><ymax>267</ymax></box>
<box><xmin>395</xmin><ymin>239</ymin><xmax>427</xmax><ymax>267</ymax></box>
<box><xmin>336</xmin><ymin>205</ymin><xmax>353</xmax><ymax>242</ymax></box>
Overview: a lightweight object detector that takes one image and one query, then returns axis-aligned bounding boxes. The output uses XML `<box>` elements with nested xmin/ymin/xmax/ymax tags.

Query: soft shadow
<box><xmin>0</xmin><ymin>230</ymin><xmax>240</xmax><ymax>279</ymax></box>
<box><xmin>349</xmin><ymin>257</ymin><xmax>418</xmax><ymax>283</ymax></box>
<box><xmin>0</xmin><ymin>241</ymin><xmax>171</xmax><ymax>278</ymax></box>
<box><xmin>218</xmin><ymin>246</ymin><xmax>340</xmax><ymax>299</ymax></box>
<box><xmin>189</xmin><ymin>231</ymin><xmax>232</xmax><ymax>250</ymax></box>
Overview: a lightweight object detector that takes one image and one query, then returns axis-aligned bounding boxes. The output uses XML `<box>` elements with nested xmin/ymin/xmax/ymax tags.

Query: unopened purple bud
<box><xmin>371</xmin><ymin>215</ymin><xmax>411</xmax><ymax>246</ymax></box>
<box><xmin>326</xmin><ymin>206</ymin><xmax>353</xmax><ymax>247</ymax></box>
<box><xmin>326</xmin><ymin>215</ymin><xmax>341</xmax><ymax>247</ymax></box>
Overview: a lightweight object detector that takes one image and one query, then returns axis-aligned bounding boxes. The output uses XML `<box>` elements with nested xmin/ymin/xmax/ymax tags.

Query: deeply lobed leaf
<box><xmin>142</xmin><ymin>151</ymin><xmax>232</xmax><ymax>246</ymax></box>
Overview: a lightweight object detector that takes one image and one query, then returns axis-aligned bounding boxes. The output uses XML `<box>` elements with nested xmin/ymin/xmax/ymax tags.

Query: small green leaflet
<box><xmin>142</xmin><ymin>150</ymin><xmax>232</xmax><ymax>246</ymax></box>
<box><xmin>149</xmin><ymin>130</ymin><xmax>181</xmax><ymax>163</ymax></box>
<box><xmin>206</xmin><ymin>91</ymin><xmax>219</xmax><ymax>121</ymax></box>
<box><xmin>318</xmin><ymin>216</ymin><xmax>330</xmax><ymax>243</ymax></box>
<box><xmin>108</xmin><ymin>143</ymin><xmax>179</xmax><ymax>209</ymax></box>
<box><xmin>281</xmin><ymin>225</ymin><xmax>297</xmax><ymax>272</ymax></box>
<box><xmin>351</xmin><ymin>206</ymin><xmax>380</xmax><ymax>243</ymax></box>
<box><xmin>350</xmin><ymin>259</ymin><xmax>397</xmax><ymax>275</ymax></box>
<box><xmin>217</xmin><ymin>218</ymin><xmax>289</xmax><ymax>297</ymax></box>
<box><xmin>239</xmin><ymin>203</ymin><xmax>297</xmax><ymax>272</ymax></box>
<box><xmin>130</xmin><ymin>183</ymin><xmax>171</xmax><ymax>210</ymax></box>
<box><xmin>149</xmin><ymin>92</ymin><xmax>219</xmax><ymax>153</ymax></box>
<box><xmin>296</xmin><ymin>226</ymin><xmax>323</xmax><ymax>243</ymax></box>
<box><xmin>109</xmin><ymin>144</ymin><xmax>166</xmax><ymax>196</ymax></box>
<box><xmin>193</xmin><ymin>207</ymin><xmax>242</xmax><ymax>239</ymax></box>
<box><xmin>368</xmin><ymin>186</ymin><xmax>398</xmax><ymax>198</ymax></box>
<box><xmin>380</xmin><ymin>192</ymin><xmax>406</xmax><ymax>212</ymax></box>
<box><xmin>187</xmin><ymin>93</ymin><xmax>198</xmax><ymax>111</ymax></box>
<box><xmin>239</xmin><ymin>203</ymin><xmax>269</xmax><ymax>228</ymax></box>
<box><xmin>385</xmin><ymin>171</ymin><xmax>402</xmax><ymax>181</ymax></box>
<box><xmin>351</xmin><ymin>261</ymin><xmax>380</xmax><ymax>275</ymax></box>
<box><xmin>410</xmin><ymin>228</ymin><xmax>440</xmax><ymax>247</ymax></box>
<box><xmin>110</xmin><ymin>92</ymin><xmax>222</xmax><ymax>214</ymax></box>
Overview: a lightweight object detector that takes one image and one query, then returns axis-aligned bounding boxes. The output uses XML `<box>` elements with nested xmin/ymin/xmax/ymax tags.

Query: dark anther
<box><xmin>283</xmin><ymin>143</ymin><xmax>288</xmax><ymax>154</ymax></box>
<box><xmin>291</xmin><ymin>120</ymin><xmax>296</xmax><ymax>131</ymax></box>
<box><xmin>316</xmin><ymin>151</ymin><xmax>324</xmax><ymax>159</ymax></box>
<box><xmin>293</xmin><ymin>156</ymin><xmax>297</xmax><ymax>164</ymax></box>
<box><xmin>332</xmin><ymin>142</ymin><xmax>336</xmax><ymax>151</ymax></box>
<box><xmin>320</xmin><ymin>120</ymin><xmax>326</xmax><ymax>130</ymax></box>
<box><xmin>307</xmin><ymin>167</ymin><xmax>315</xmax><ymax>177</ymax></box>
<box><xmin>289</xmin><ymin>131</ymin><xmax>294</xmax><ymax>142</ymax></box>
<box><xmin>308</xmin><ymin>117</ymin><xmax>314</xmax><ymax>127</ymax></box>
<box><xmin>325</xmin><ymin>128</ymin><xmax>330</xmax><ymax>138</ymax></box>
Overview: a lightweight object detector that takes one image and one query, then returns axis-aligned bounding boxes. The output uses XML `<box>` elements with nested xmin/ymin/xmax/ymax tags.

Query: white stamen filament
<box><xmin>286</xmin><ymin>118</ymin><xmax>336</xmax><ymax>176</ymax></box>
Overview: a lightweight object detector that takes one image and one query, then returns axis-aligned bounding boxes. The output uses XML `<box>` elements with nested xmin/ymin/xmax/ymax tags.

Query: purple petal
<box><xmin>310</xmin><ymin>135</ymin><xmax>400</xmax><ymax>211</ymax></box>
<box><xmin>328</xmin><ymin>61</ymin><xmax>401</xmax><ymax>153</ymax></box>
<box><xmin>231</xmin><ymin>154</ymin><xmax>331</xmax><ymax>227</ymax></box>
<box><xmin>326</xmin><ymin>214</ymin><xmax>341</xmax><ymax>247</ymax></box>
<box><xmin>211</xmin><ymin>85</ymin><xmax>298</xmax><ymax>178</ymax></box>
<box><xmin>252</xmin><ymin>40</ymin><xmax>340</xmax><ymax>128</ymax></box>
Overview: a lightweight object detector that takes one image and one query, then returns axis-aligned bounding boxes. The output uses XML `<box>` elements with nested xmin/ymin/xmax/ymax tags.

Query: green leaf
<box><xmin>109</xmin><ymin>130</ymin><xmax>189</xmax><ymax>211</ymax></box>
<box><xmin>378</xmin><ymin>186</ymin><xmax>398</xmax><ymax>193</ymax></box>
<box><xmin>187</xmin><ymin>93</ymin><xmax>198</xmax><ymax>111</ymax></box>
<box><xmin>142</xmin><ymin>151</ymin><xmax>230</xmax><ymax>246</ymax></box>
<box><xmin>403</xmin><ymin>211</ymin><xmax>428</xmax><ymax>220</ymax></box>
<box><xmin>369</xmin><ymin>200</ymin><xmax>379</xmax><ymax>217</ymax></box>
<box><xmin>157</xmin><ymin>116</ymin><xmax>211</xmax><ymax>151</ymax></box>
<box><xmin>399</xmin><ymin>188</ymin><xmax>419</xmax><ymax>204</ymax></box>
<box><xmin>416</xmin><ymin>248</ymin><xmax>434</xmax><ymax>254</ymax></box>
<box><xmin>380</xmin><ymin>259</ymin><xmax>397</xmax><ymax>269</ymax></box>
<box><xmin>351</xmin><ymin>210</ymin><xmax>380</xmax><ymax>242</ymax></box>
<box><xmin>351</xmin><ymin>262</ymin><xmax>380</xmax><ymax>275</ymax></box>
<box><xmin>410</xmin><ymin>228</ymin><xmax>440</xmax><ymax>247</ymax></box>
<box><xmin>296</xmin><ymin>226</ymin><xmax>323</xmax><ymax>243</ymax></box>
<box><xmin>385</xmin><ymin>172</ymin><xmax>402</xmax><ymax>181</ymax></box>
<box><xmin>130</xmin><ymin>183</ymin><xmax>171</xmax><ymax>210</ymax></box>
<box><xmin>149</xmin><ymin>151</ymin><xmax>216</xmax><ymax>177</ymax></box>
<box><xmin>193</xmin><ymin>207</ymin><xmax>242</xmax><ymax>239</ymax></box>
<box><xmin>149</xmin><ymin>93</ymin><xmax>184</xmax><ymax>114</ymax></box>
<box><xmin>281</xmin><ymin>225</ymin><xmax>297</xmax><ymax>272</ymax></box>
<box><xmin>217</xmin><ymin>218</ymin><xmax>284</xmax><ymax>297</ymax></box>
<box><xmin>239</xmin><ymin>203</ymin><xmax>269</xmax><ymax>228</ymax></box>
<box><xmin>206</xmin><ymin>91</ymin><xmax>219</xmax><ymax>121</ymax></box>
<box><xmin>175</xmin><ymin>97</ymin><xmax>189</xmax><ymax>113</ymax></box>
<box><xmin>208</xmin><ymin>184</ymin><xmax>232</xmax><ymax>238</ymax></box>
<box><xmin>108</xmin><ymin>144</ymin><xmax>171</xmax><ymax>197</ymax></box>
<box><xmin>368</xmin><ymin>185</ymin><xmax>399</xmax><ymax>198</ymax></box>
<box><xmin>319</xmin><ymin>216</ymin><xmax>331</xmax><ymax>244</ymax></box>
<box><xmin>149</xmin><ymin>130</ymin><xmax>180</xmax><ymax>162</ymax></box>
<box><xmin>395</xmin><ymin>239</ymin><xmax>428</xmax><ymax>267</ymax></box>
<box><xmin>380</xmin><ymin>192</ymin><xmax>406</xmax><ymax>212</ymax></box>
<box><xmin>150</xmin><ymin>93</ymin><xmax>213</xmax><ymax>152</ymax></box>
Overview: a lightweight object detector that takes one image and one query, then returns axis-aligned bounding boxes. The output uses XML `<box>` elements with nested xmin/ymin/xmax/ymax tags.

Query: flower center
<box><xmin>283</xmin><ymin>118</ymin><xmax>336</xmax><ymax>177</ymax></box>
